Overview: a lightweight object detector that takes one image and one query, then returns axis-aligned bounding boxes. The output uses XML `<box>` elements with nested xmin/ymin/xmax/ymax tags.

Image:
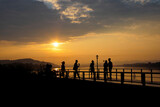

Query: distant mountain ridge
<box><xmin>0</xmin><ymin>58</ymin><xmax>59</xmax><ymax>67</ymax></box>
<box><xmin>122</xmin><ymin>62</ymin><xmax>160</xmax><ymax>69</ymax></box>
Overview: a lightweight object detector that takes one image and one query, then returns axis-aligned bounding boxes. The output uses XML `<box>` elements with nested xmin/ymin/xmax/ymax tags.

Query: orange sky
<box><xmin>1</xmin><ymin>32</ymin><xmax>160</xmax><ymax>66</ymax></box>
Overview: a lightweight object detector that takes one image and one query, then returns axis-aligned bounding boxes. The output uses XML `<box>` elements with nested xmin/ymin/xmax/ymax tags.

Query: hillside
<box><xmin>0</xmin><ymin>58</ymin><xmax>59</xmax><ymax>67</ymax></box>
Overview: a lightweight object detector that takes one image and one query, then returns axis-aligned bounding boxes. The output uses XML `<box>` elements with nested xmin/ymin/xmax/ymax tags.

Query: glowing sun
<box><xmin>52</xmin><ymin>42</ymin><xmax>59</xmax><ymax>47</ymax></box>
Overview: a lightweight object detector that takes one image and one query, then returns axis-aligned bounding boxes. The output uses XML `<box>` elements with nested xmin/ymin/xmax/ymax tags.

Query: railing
<box><xmin>56</xmin><ymin>69</ymin><xmax>160</xmax><ymax>87</ymax></box>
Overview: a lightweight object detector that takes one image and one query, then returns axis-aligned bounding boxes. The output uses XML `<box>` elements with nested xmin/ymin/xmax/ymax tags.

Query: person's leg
<box><xmin>91</xmin><ymin>72</ymin><xmax>93</xmax><ymax>79</ymax></box>
<box><xmin>77</xmin><ymin>72</ymin><xmax>80</xmax><ymax>78</ymax></box>
<box><xmin>107</xmin><ymin>69</ymin><xmax>108</xmax><ymax>77</ymax></box>
<box><xmin>105</xmin><ymin>70</ymin><xmax>107</xmax><ymax>80</ymax></box>
<box><xmin>74</xmin><ymin>70</ymin><xmax>77</xmax><ymax>78</ymax></box>
<box><xmin>75</xmin><ymin>70</ymin><xmax>80</xmax><ymax>78</ymax></box>
<box><xmin>111</xmin><ymin>69</ymin><xmax>112</xmax><ymax>79</ymax></box>
<box><xmin>109</xmin><ymin>69</ymin><xmax>112</xmax><ymax>80</ymax></box>
<box><xmin>74</xmin><ymin>72</ymin><xmax>76</xmax><ymax>79</ymax></box>
<box><xmin>62</xmin><ymin>71</ymin><xmax>64</xmax><ymax>78</ymax></box>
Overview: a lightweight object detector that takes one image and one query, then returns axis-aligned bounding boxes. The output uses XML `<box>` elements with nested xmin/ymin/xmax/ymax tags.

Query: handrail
<box><xmin>56</xmin><ymin>69</ymin><xmax>160</xmax><ymax>87</ymax></box>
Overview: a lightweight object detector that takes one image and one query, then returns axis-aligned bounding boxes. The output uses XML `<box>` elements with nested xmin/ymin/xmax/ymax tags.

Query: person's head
<box><xmin>108</xmin><ymin>58</ymin><xmax>111</xmax><ymax>61</ymax></box>
<box><xmin>62</xmin><ymin>61</ymin><xmax>65</xmax><ymax>64</ymax></box>
<box><xmin>105</xmin><ymin>60</ymin><xmax>107</xmax><ymax>63</ymax></box>
<box><xmin>92</xmin><ymin>60</ymin><xmax>94</xmax><ymax>63</ymax></box>
<box><xmin>75</xmin><ymin>60</ymin><xmax>78</xmax><ymax>63</ymax></box>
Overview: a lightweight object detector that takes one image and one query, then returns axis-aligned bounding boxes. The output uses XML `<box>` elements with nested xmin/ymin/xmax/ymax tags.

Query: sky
<box><xmin>0</xmin><ymin>0</ymin><xmax>160</xmax><ymax>66</ymax></box>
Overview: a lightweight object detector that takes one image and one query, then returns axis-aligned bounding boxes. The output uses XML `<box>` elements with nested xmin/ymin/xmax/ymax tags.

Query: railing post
<box><xmin>94</xmin><ymin>72</ymin><xmax>96</xmax><ymax>82</ymax></box>
<box><xmin>66</xmin><ymin>71</ymin><xmax>69</xmax><ymax>79</ymax></box>
<box><xmin>59</xmin><ymin>71</ymin><xmax>61</xmax><ymax>79</ymax></box>
<box><xmin>83</xmin><ymin>72</ymin><xmax>85</xmax><ymax>81</ymax></box>
<box><xmin>121</xmin><ymin>72</ymin><xmax>124</xmax><ymax>85</ymax></box>
<box><xmin>151</xmin><ymin>69</ymin><xmax>153</xmax><ymax>83</ymax></box>
<box><xmin>68</xmin><ymin>69</ymin><xmax>69</xmax><ymax>78</ymax></box>
<box><xmin>141</xmin><ymin>73</ymin><xmax>146</xmax><ymax>86</ymax></box>
<box><xmin>104</xmin><ymin>72</ymin><xmax>107</xmax><ymax>82</ymax></box>
<box><xmin>116</xmin><ymin>69</ymin><xmax>117</xmax><ymax>81</ymax></box>
<box><xmin>131</xmin><ymin>69</ymin><xmax>132</xmax><ymax>82</ymax></box>
<box><xmin>97</xmin><ymin>70</ymin><xmax>99</xmax><ymax>80</ymax></box>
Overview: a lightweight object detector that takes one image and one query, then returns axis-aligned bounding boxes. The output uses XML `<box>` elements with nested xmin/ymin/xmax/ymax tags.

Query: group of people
<box><xmin>60</xmin><ymin>58</ymin><xmax>113</xmax><ymax>79</ymax></box>
<box><xmin>61</xmin><ymin>60</ymin><xmax>81</xmax><ymax>78</ymax></box>
<box><xmin>90</xmin><ymin>58</ymin><xmax>113</xmax><ymax>79</ymax></box>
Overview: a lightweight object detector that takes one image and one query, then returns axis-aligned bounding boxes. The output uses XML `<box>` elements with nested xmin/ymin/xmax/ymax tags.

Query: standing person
<box><xmin>108</xmin><ymin>58</ymin><xmax>113</xmax><ymax>80</ymax></box>
<box><xmin>90</xmin><ymin>60</ymin><xmax>95</xmax><ymax>78</ymax></box>
<box><xmin>61</xmin><ymin>61</ymin><xmax>65</xmax><ymax>78</ymax></box>
<box><xmin>73</xmin><ymin>60</ymin><xmax>80</xmax><ymax>79</ymax></box>
<box><xmin>45</xmin><ymin>64</ymin><xmax>53</xmax><ymax>79</ymax></box>
<box><xmin>103</xmin><ymin>60</ymin><xmax>108</xmax><ymax>78</ymax></box>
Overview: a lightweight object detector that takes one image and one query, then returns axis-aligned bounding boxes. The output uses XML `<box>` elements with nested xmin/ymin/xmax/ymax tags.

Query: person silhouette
<box><xmin>45</xmin><ymin>63</ymin><xmax>53</xmax><ymax>79</ymax></box>
<box><xmin>73</xmin><ymin>60</ymin><xmax>80</xmax><ymax>79</ymax></box>
<box><xmin>103</xmin><ymin>60</ymin><xmax>108</xmax><ymax>78</ymax></box>
<box><xmin>108</xmin><ymin>58</ymin><xmax>113</xmax><ymax>80</ymax></box>
<box><xmin>104</xmin><ymin>60</ymin><xmax>108</xmax><ymax>72</ymax></box>
<box><xmin>61</xmin><ymin>61</ymin><xmax>65</xmax><ymax>78</ymax></box>
<box><xmin>45</xmin><ymin>63</ymin><xmax>52</xmax><ymax>73</ymax></box>
<box><xmin>90</xmin><ymin>60</ymin><xmax>95</xmax><ymax>78</ymax></box>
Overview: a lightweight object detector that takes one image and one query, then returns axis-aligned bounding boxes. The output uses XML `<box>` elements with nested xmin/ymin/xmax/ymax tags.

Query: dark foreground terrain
<box><xmin>3</xmin><ymin>78</ymin><xmax>159</xmax><ymax>89</ymax></box>
<box><xmin>45</xmin><ymin>78</ymin><xmax>159</xmax><ymax>89</ymax></box>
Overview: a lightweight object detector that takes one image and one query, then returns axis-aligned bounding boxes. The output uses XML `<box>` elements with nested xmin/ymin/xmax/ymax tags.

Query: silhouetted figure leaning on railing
<box><xmin>45</xmin><ymin>64</ymin><xmax>52</xmax><ymax>73</ymax></box>
<box><xmin>108</xmin><ymin>58</ymin><xmax>113</xmax><ymax>80</ymax></box>
<box><xmin>44</xmin><ymin>63</ymin><xmax>55</xmax><ymax>80</ymax></box>
<box><xmin>90</xmin><ymin>60</ymin><xmax>95</xmax><ymax>79</ymax></box>
<box><xmin>73</xmin><ymin>60</ymin><xmax>80</xmax><ymax>79</ymax></box>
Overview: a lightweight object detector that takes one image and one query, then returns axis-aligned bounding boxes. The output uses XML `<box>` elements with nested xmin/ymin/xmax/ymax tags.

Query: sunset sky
<box><xmin>0</xmin><ymin>0</ymin><xmax>160</xmax><ymax>66</ymax></box>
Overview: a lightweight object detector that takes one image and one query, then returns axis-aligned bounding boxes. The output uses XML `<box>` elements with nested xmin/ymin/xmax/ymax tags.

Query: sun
<box><xmin>52</xmin><ymin>42</ymin><xmax>59</xmax><ymax>47</ymax></box>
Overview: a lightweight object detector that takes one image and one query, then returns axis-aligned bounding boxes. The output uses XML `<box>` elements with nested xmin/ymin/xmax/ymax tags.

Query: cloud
<box><xmin>123</xmin><ymin>0</ymin><xmax>151</xmax><ymax>4</ymax></box>
<box><xmin>60</xmin><ymin>2</ymin><xmax>93</xmax><ymax>23</ymax></box>
<box><xmin>122</xmin><ymin>0</ymin><xmax>160</xmax><ymax>4</ymax></box>
<box><xmin>36</xmin><ymin>0</ymin><xmax>93</xmax><ymax>23</ymax></box>
<box><xmin>36</xmin><ymin>0</ymin><xmax>62</xmax><ymax>10</ymax></box>
<box><xmin>0</xmin><ymin>0</ymin><xmax>160</xmax><ymax>44</ymax></box>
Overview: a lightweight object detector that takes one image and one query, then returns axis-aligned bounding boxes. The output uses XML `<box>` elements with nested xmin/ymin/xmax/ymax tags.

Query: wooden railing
<box><xmin>56</xmin><ymin>69</ymin><xmax>160</xmax><ymax>86</ymax></box>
